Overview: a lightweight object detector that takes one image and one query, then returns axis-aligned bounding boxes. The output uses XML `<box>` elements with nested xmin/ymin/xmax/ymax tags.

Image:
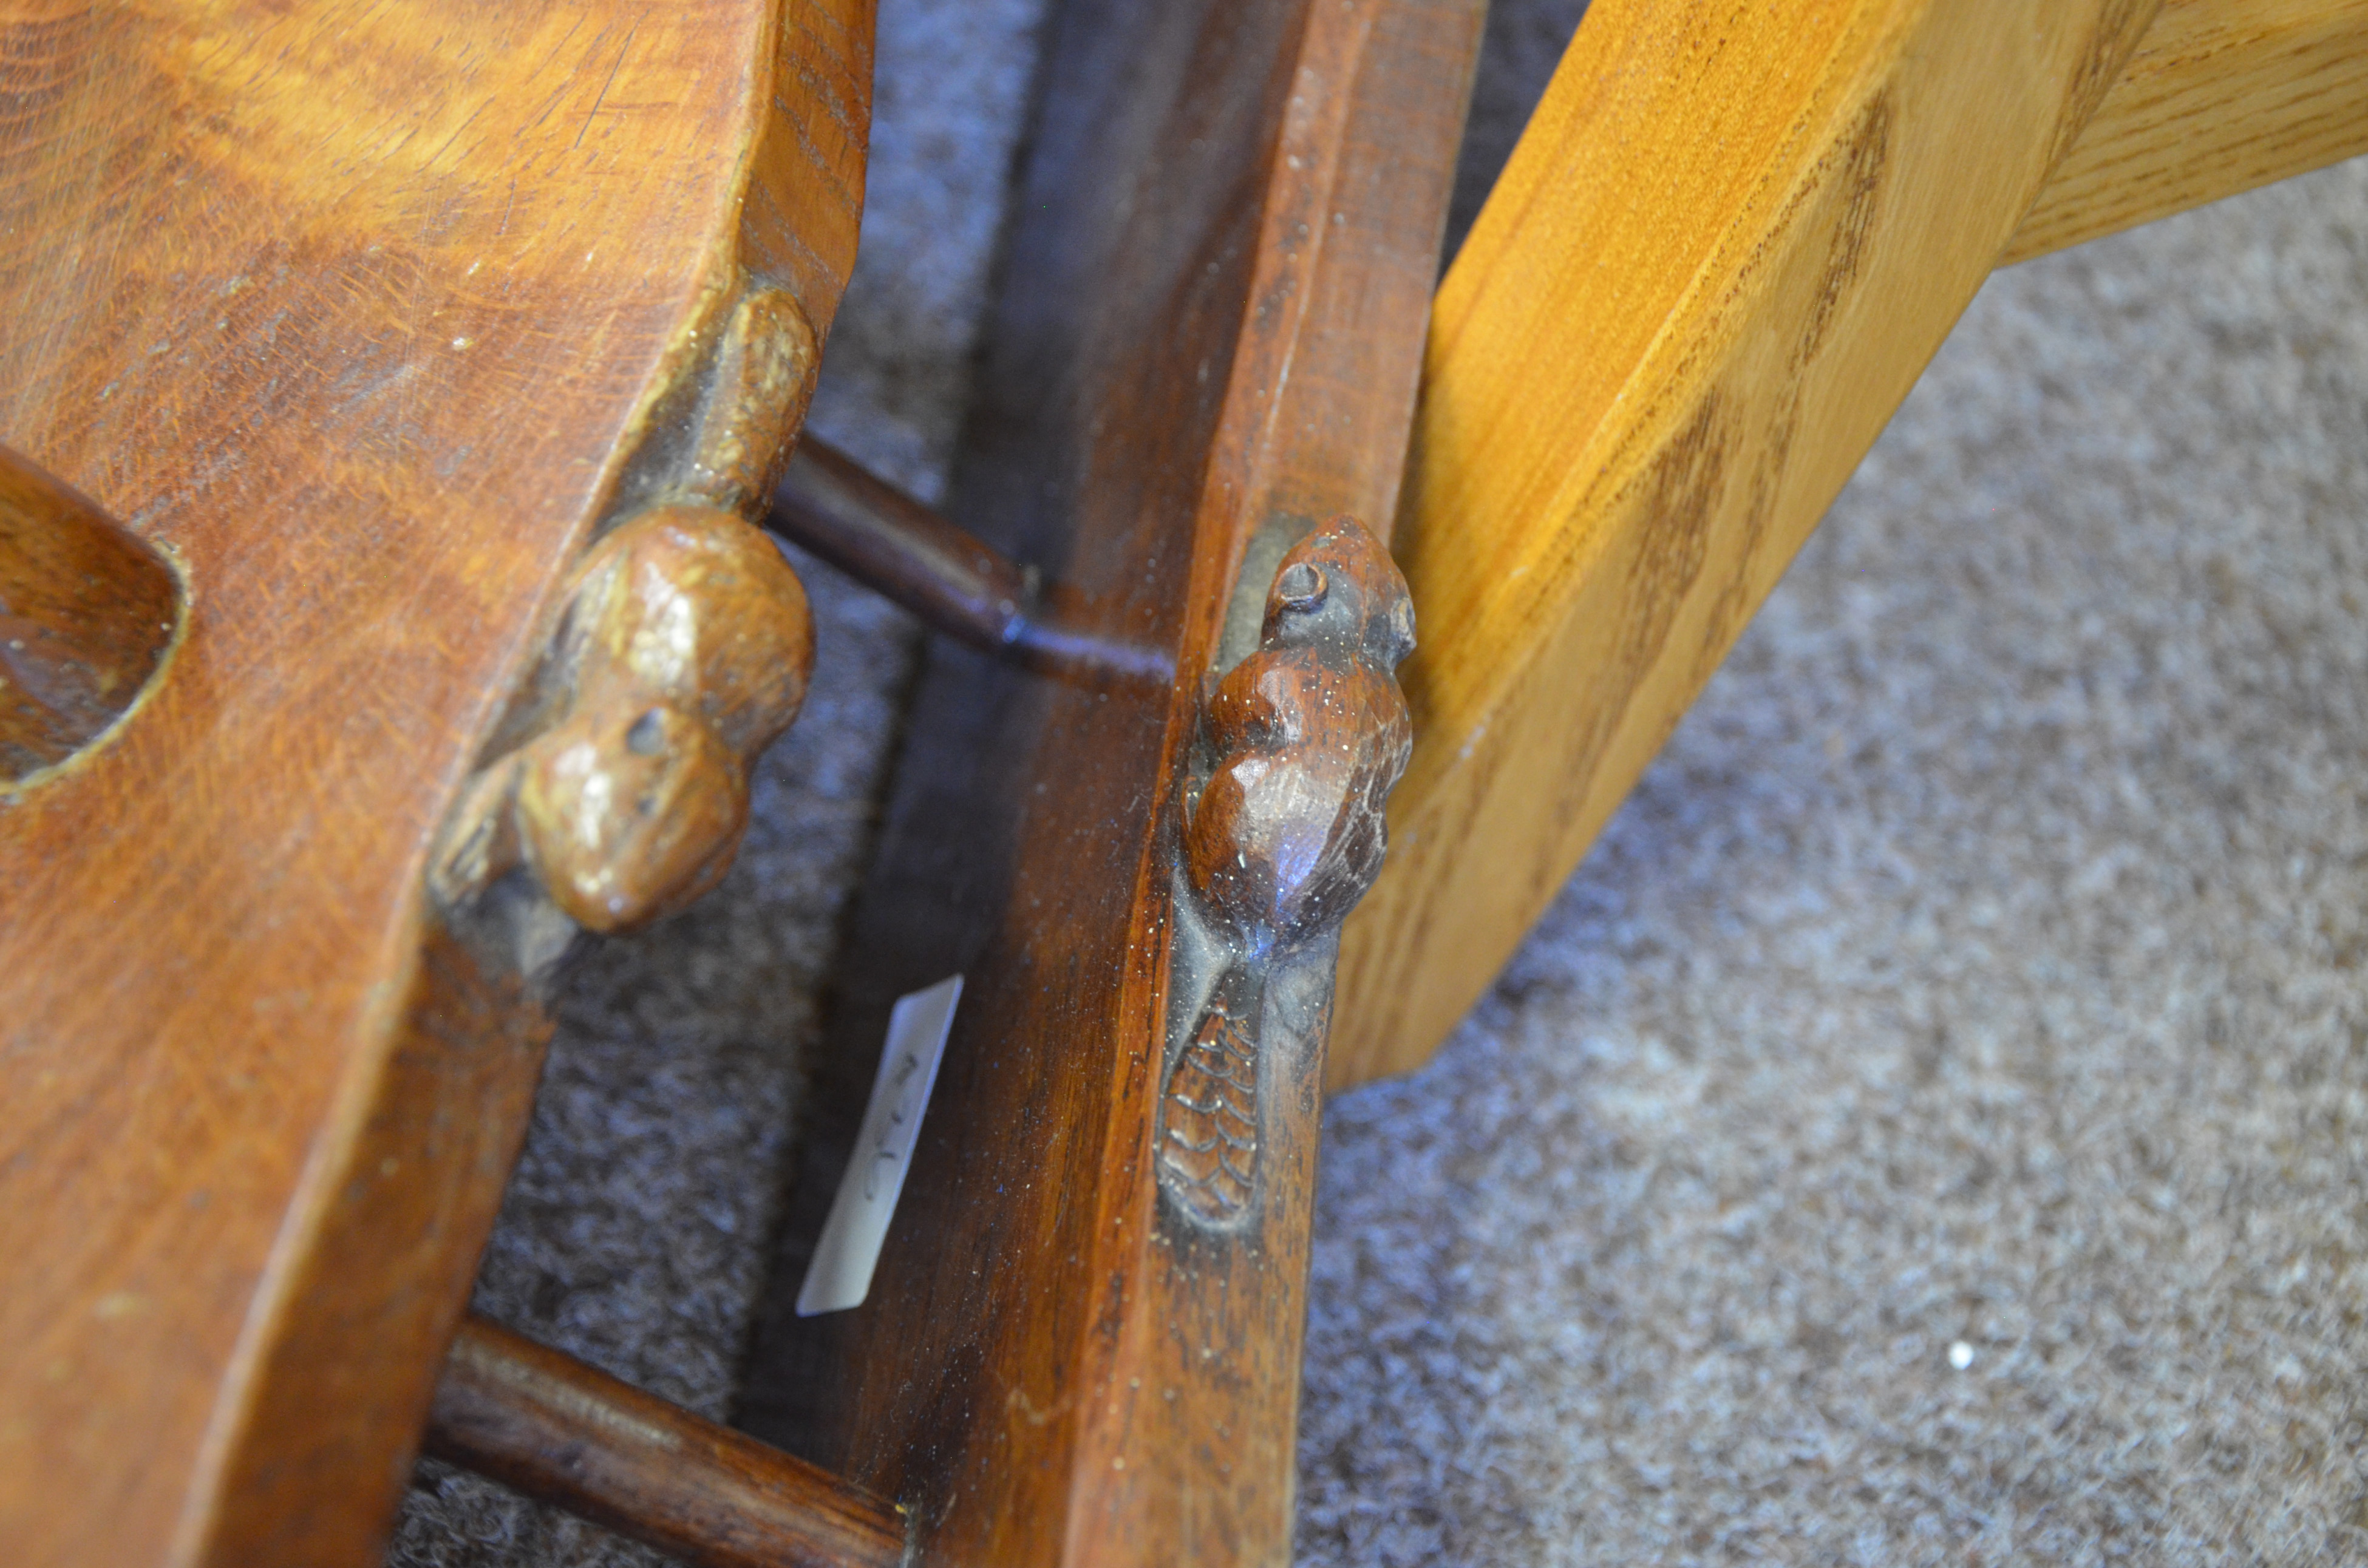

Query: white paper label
<box><xmin>795</xmin><ymin>974</ymin><xmax>964</xmax><ymax>1316</ymax></box>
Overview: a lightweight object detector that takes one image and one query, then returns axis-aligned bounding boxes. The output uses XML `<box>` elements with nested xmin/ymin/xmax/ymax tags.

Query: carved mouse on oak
<box><xmin>1160</xmin><ymin>516</ymin><xmax>1415</xmax><ymax>1224</ymax></box>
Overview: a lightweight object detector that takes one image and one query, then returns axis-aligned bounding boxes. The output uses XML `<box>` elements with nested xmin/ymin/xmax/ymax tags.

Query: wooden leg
<box><xmin>1325</xmin><ymin>0</ymin><xmax>2169</xmax><ymax>1090</ymax></box>
<box><xmin>2008</xmin><ymin>0</ymin><xmax>2368</xmax><ymax>262</ymax></box>
<box><xmin>737</xmin><ymin>0</ymin><xmax>1482</xmax><ymax>1561</ymax></box>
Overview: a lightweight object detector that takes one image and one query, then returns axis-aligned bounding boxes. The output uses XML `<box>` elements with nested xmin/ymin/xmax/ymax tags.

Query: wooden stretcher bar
<box><xmin>7</xmin><ymin>0</ymin><xmax>2364</xmax><ymax>1559</ymax></box>
<box><xmin>424</xmin><ymin>1314</ymin><xmax>905</xmax><ymax>1568</ymax></box>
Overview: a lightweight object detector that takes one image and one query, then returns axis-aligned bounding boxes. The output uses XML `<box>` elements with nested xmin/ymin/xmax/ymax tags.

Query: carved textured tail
<box><xmin>1157</xmin><ymin>965</ymin><xmax>1261</xmax><ymax>1224</ymax></box>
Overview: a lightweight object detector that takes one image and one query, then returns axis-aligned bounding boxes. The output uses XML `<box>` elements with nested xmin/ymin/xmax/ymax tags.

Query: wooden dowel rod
<box><xmin>769</xmin><ymin>437</ymin><xmax>1169</xmax><ymax>683</ymax></box>
<box><xmin>424</xmin><ymin>1313</ymin><xmax>904</xmax><ymax>1568</ymax></box>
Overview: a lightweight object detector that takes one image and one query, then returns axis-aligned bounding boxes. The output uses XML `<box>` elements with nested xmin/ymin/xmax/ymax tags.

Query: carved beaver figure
<box><xmin>1182</xmin><ymin>515</ymin><xmax>1415</xmax><ymax>948</ymax></box>
<box><xmin>1161</xmin><ymin>516</ymin><xmax>1414</xmax><ymax>1225</ymax></box>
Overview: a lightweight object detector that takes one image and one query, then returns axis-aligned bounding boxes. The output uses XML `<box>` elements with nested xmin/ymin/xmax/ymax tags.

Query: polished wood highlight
<box><xmin>426</xmin><ymin>1315</ymin><xmax>903</xmax><ymax>1568</ymax></box>
<box><xmin>1327</xmin><ymin>0</ymin><xmax>2165</xmax><ymax>1089</ymax></box>
<box><xmin>1162</xmin><ymin>517</ymin><xmax>1414</xmax><ymax>1224</ymax></box>
<box><xmin>0</xmin><ymin>2</ymin><xmax>871</xmax><ymax>1563</ymax></box>
<box><xmin>739</xmin><ymin>0</ymin><xmax>1481</xmax><ymax>1562</ymax></box>
<box><xmin>0</xmin><ymin>444</ymin><xmax>179</xmax><ymax>782</ymax></box>
<box><xmin>2008</xmin><ymin>0</ymin><xmax>2368</xmax><ymax>263</ymax></box>
<box><xmin>770</xmin><ymin>437</ymin><xmax>1169</xmax><ymax>682</ymax></box>
<box><xmin>432</xmin><ymin>503</ymin><xmax>816</xmax><ymax>937</ymax></box>
<box><xmin>1179</xmin><ymin>520</ymin><xmax>1414</xmax><ymax>951</ymax></box>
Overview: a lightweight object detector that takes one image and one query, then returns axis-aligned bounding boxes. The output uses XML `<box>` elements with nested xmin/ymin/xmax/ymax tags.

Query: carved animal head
<box><xmin>1260</xmin><ymin>517</ymin><xmax>1415</xmax><ymax>674</ymax></box>
<box><xmin>429</xmin><ymin>504</ymin><xmax>814</xmax><ymax>938</ymax></box>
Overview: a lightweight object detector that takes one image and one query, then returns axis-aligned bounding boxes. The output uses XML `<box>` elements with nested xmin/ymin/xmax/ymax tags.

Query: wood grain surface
<box><xmin>0</xmin><ymin>443</ymin><xmax>179</xmax><ymax>780</ymax></box>
<box><xmin>426</xmin><ymin>1315</ymin><xmax>904</xmax><ymax>1568</ymax></box>
<box><xmin>2008</xmin><ymin>0</ymin><xmax>2368</xmax><ymax>262</ymax></box>
<box><xmin>0</xmin><ymin>3</ymin><xmax>870</xmax><ymax>1563</ymax></box>
<box><xmin>1326</xmin><ymin>0</ymin><xmax>2165</xmax><ymax>1088</ymax></box>
<box><xmin>738</xmin><ymin>0</ymin><xmax>1479</xmax><ymax>1562</ymax></box>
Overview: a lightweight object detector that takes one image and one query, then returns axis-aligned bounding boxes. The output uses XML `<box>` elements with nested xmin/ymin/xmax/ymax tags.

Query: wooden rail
<box><xmin>427</xmin><ymin>1315</ymin><xmax>903</xmax><ymax>1568</ymax></box>
<box><xmin>770</xmin><ymin>437</ymin><xmax>1170</xmax><ymax>682</ymax></box>
<box><xmin>738</xmin><ymin>0</ymin><xmax>1485</xmax><ymax>1561</ymax></box>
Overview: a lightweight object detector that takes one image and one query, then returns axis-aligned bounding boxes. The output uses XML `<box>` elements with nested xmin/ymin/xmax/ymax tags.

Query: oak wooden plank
<box><xmin>738</xmin><ymin>0</ymin><xmax>1479</xmax><ymax>1561</ymax></box>
<box><xmin>2007</xmin><ymin>0</ymin><xmax>2368</xmax><ymax>263</ymax></box>
<box><xmin>0</xmin><ymin>3</ymin><xmax>869</xmax><ymax>1563</ymax></box>
<box><xmin>1325</xmin><ymin>0</ymin><xmax>2165</xmax><ymax>1089</ymax></box>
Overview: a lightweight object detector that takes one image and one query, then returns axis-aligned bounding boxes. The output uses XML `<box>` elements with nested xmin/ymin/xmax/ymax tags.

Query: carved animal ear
<box><xmin>1271</xmin><ymin>560</ymin><xmax>1328</xmax><ymax>615</ymax></box>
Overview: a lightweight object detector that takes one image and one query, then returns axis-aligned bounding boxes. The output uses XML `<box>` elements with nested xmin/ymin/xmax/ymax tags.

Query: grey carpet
<box><xmin>1295</xmin><ymin>159</ymin><xmax>2368</xmax><ymax>1568</ymax></box>
<box><xmin>390</xmin><ymin>0</ymin><xmax>2368</xmax><ymax>1560</ymax></box>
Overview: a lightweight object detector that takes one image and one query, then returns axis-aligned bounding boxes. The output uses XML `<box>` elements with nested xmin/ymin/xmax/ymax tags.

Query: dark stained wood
<box><xmin>1177</xmin><ymin>519</ymin><xmax>1414</xmax><ymax>943</ymax></box>
<box><xmin>426</xmin><ymin>1315</ymin><xmax>904</xmax><ymax>1568</ymax></box>
<box><xmin>1327</xmin><ymin>0</ymin><xmax>2171</xmax><ymax>1087</ymax></box>
<box><xmin>1160</xmin><ymin>518</ymin><xmax>1413</xmax><ymax>1224</ymax></box>
<box><xmin>770</xmin><ymin>436</ymin><xmax>1169</xmax><ymax>682</ymax></box>
<box><xmin>738</xmin><ymin>0</ymin><xmax>1480</xmax><ymax>1561</ymax></box>
<box><xmin>0</xmin><ymin>444</ymin><xmax>179</xmax><ymax>782</ymax></box>
<box><xmin>202</xmin><ymin>922</ymin><xmax>557</xmax><ymax>1563</ymax></box>
<box><xmin>0</xmin><ymin>4</ymin><xmax>872</xmax><ymax>1564</ymax></box>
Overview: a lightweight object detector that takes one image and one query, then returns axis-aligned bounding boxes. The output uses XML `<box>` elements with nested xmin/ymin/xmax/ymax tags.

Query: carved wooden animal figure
<box><xmin>1183</xmin><ymin>517</ymin><xmax>1416</xmax><ymax>945</ymax></box>
<box><xmin>431</xmin><ymin>502</ymin><xmax>815</xmax><ymax>938</ymax></box>
<box><xmin>1162</xmin><ymin>517</ymin><xmax>1414</xmax><ymax>1223</ymax></box>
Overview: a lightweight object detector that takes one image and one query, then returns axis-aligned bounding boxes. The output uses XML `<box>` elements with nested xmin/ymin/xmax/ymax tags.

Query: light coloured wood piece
<box><xmin>1326</xmin><ymin>0</ymin><xmax>2165</xmax><ymax>1089</ymax></box>
<box><xmin>0</xmin><ymin>3</ymin><xmax>869</xmax><ymax>1564</ymax></box>
<box><xmin>2007</xmin><ymin>0</ymin><xmax>2368</xmax><ymax>263</ymax></box>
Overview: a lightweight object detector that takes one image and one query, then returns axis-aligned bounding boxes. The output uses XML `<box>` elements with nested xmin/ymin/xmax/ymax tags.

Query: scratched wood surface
<box><xmin>0</xmin><ymin>3</ymin><xmax>869</xmax><ymax>1564</ymax></box>
<box><xmin>738</xmin><ymin>0</ymin><xmax>1480</xmax><ymax>1561</ymax></box>
<box><xmin>1326</xmin><ymin>0</ymin><xmax>2167</xmax><ymax>1089</ymax></box>
<box><xmin>2007</xmin><ymin>0</ymin><xmax>2368</xmax><ymax>262</ymax></box>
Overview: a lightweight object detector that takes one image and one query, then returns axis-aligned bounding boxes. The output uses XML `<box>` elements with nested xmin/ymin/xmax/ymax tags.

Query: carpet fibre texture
<box><xmin>390</xmin><ymin>2</ymin><xmax>2368</xmax><ymax>1561</ymax></box>
<box><xmin>1295</xmin><ymin>158</ymin><xmax>2368</xmax><ymax>1568</ymax></box>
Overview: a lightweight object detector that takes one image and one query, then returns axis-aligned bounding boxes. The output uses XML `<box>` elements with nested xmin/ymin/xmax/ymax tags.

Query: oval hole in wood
<box><xmin>0</xmin><ymin>446</ymin><xmax>181</xmax><ymax>785</ymax></box>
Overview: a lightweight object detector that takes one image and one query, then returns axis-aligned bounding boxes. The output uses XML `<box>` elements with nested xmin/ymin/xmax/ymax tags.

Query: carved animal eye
<box><xmin>1273</xmin><ymin>562</ymin><xmax>1327</xmax><ymax>613</ymax></box>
